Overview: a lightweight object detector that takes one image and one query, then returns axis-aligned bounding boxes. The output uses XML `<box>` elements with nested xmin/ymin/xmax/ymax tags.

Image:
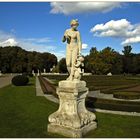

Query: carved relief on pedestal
<box><xmin>48</xmin><ymin>81</ymin><xmax>97</xmax><ymax>131</ymax></box>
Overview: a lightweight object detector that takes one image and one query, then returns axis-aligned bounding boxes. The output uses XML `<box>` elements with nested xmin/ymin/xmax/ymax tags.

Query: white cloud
<box><xmin>91</xmin><ymin>19</ymin><xmax>133</xmax><ymax>37</ymax></box>
<box><xmin>0</xmin><ymin>29</ymin><xmax>57</xmax><ymax>54</ymax></box>
<box><xmin>121</xmin><ymin>36</ymin><xmax>140</xmax><ymax>45</ymax></box>
<box><xmin>18</xmin><ymin>39</ymin><xmax>56</xmax><ymax>53</ymax></box>
<box><xmin>0</xmin><ymin>31</ymin><xmax>18</xmax><ymax>46</ymax></box>
<box><xmin>21</xmin><ymin>37</ymin><xmax>52</xmax><ymax>44</ymax></box>
<box><xmin>82</xmin><ymin>43</ymin><xmax>88</xmax><ymax>49</ymax></box>
<box><xmin>50</xmin><ymin>2</ymin><xmax>122</xmax><ymax>15</ymax></box>
<box><xmin>0</xmin><ymin>29</ymin><xmax>64</xmax><ymax>61</ymax></box>
<box><xmin>0</xmin><ymin>38</ymin><xmax>18</xmax><ymax>46</ymax></box>
<box><xmin>90</xmin><ymin>19</ymin><xmax>140</xmax><ymax>45</ymax></box>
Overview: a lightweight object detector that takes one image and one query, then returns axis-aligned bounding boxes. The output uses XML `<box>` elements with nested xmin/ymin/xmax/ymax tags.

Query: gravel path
<box><xmin>0</xmin><ymin>75</ymin><xmax>13</xmax><ymax>88</ymax></box>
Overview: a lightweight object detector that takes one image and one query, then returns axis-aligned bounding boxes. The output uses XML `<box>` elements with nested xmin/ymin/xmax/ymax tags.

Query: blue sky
<box><xmin>0</xmin><ymin>2</ymin><xmax>140</xmax><ymax>60</ymax></box>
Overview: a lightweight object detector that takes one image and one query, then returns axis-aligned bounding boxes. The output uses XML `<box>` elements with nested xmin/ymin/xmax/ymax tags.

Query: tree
<box><xmin>0</xmin><ymin>46</ymin><xmax>57</xmax><ymax>73</ymax></box>
<box><xmin>122</xmin><ymin>45</ymin><xmax>132</xmax><ymax>56</ymax></box>
<box><xmin>58</xmin><ymin>58</ymin><xmax>67</xmax><ymax>73</ymax></box>
<box><xmin>85</xmin><ymin>47</ymin><xmax>123</xmax><ymax>74</ymax></box>
<box><xmin>122</xmin><ymin>45</ymin><xmax>133</xmax><ymax>73</ymax></box>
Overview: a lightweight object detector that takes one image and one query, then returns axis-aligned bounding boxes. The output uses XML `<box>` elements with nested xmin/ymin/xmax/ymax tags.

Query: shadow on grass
<box><xmin>27</xmin><ymin>83</ymin><xmax>34</xmax><ymax>86</ymax></box>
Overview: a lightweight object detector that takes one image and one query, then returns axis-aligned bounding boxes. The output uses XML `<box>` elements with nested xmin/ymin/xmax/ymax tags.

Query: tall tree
<box><xmin>122</xmin><ymin>45</ymin><xmax>132</xmax><ymax>56</ymax></box>
<box><xmin>122</xmin><ymin>45</ymin><xmax>133</xmax><ymax>73</ymax></box>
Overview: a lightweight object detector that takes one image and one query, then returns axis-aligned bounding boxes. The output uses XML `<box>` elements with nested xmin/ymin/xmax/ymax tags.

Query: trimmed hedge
<box><xmin>43</xmin><ymin>75</ymin><xmax>140</xmax><ymax>93</ymax></box>
<box><xmin>113</xmin><ymin>91</ymin><xmax>140</xmax><ymax>100</ymax></box>
<box><xmin>86</xmin><ymin>97</ymin><xmax>140</xmax><ymax>112</ymax></box>
<box><xmin>12</xmin><ymin>75</ymin><xmax>29</xmax><ymax>86</ymax></box>
<box><xmin>43</xmin><ymin>75</ymin><xmax>140</xmax><ymax>112</ymax></box>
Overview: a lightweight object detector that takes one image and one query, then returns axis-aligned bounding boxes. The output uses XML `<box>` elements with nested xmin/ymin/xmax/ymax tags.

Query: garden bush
<box><xmin>113</xmin><ymin>91</ymin><xmax>140</xmax><ymax>100</ymax></box>
<box><xmin>12</xmin><ymin>75</ymin><xmax>29</xmax><ymax>86</ymax></box>
<box><xmin>86</xmin><ymin>97</ymin><xmax>140</xmax><ymax>112</ymax></box>
<box><xmin>28</xmin><ymin>73</ymin><xmax>33</xmax><ymax>77</ymax></box>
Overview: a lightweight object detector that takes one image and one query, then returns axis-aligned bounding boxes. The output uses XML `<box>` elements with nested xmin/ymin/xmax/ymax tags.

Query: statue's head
<box><xmin>70</xmin><ymin>19</ymin><xmax>79</xmax><ymax>30</ymax></box>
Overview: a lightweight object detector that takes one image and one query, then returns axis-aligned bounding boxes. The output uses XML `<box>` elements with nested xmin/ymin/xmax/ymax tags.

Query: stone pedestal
<box><xmin>48</xmin><ymin>80</ymin><xmax>97</xmax><ymax>138</ymax></box>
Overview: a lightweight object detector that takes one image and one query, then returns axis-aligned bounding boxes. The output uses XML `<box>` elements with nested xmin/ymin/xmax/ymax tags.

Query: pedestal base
<box><xmin>48</xmin><ymin>121</ymin><xmax>97</xmax><ymax>138</ymax></box>
<box><xmin>48</xmin><ymin>80</ymin><xmax>97</xmax><ymax>138</ymax></box>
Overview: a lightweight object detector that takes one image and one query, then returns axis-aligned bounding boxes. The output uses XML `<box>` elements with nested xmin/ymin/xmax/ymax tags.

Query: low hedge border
<box><xmin>86</xmin><ymin>97</ymin><xmax>140</xmax><ymax>113</ymax></box>
<box><xmin>113</xmin><ymin>91</ymin><xmax>140</xmax><ymax>100</ymax></box>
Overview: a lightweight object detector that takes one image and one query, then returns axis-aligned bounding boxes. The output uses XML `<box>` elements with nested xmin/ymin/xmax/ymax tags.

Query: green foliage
<box><xmin>122</xmin><ymin>51</ymin><xmax>140</xmax><ymax>74</ymax></box>
<box><xmin>58</xmin><ymin>58</ymin><xmax>67</xmax><ymax>73</ymax></box>
<box><xmin>1</xmin><ymin>45</ymin><xmax>140</xmax><ymax>75</ymax></box>
<box><xmin>51</xmin><ymin>65</ymin><xmax>59</xmax><ymax>73</ymax></box>
<box><xmin>28</xmin><ymin>73</ymin><xmax>33</xmax><ymax>77</ymax></box>
<box><xmin>85</xmin><ymin>47</ymin><xmax>123</xmax><ymax>74</ymax></box>
<box><xmin>122</xmin><ymin>45</ymin><xmax>132</xmax><ymax>56</ymax></box>
<box><xmin>0</xmin><ymin>46</ymin><xmax>57</xmax><ymax>73</ymax></box>
<box><xmin>12</xmin><ymin>75</ymin><xmax>29</xmax><ymax>86</ymax></box>
<box><xmin>84</xmin><ymin>46</ymin><xmax>140</xmax><ymax>75</ymax></box>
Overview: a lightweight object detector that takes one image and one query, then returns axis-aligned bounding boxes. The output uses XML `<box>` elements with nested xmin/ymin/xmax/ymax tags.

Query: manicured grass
<box><xmin>0</xmin><ymin>77</ymin><xmax>140</xmax><ymax>138</ymax></box>
<box><xmin>0</xmin><ymin>77</ymin><xmax>60</xmax><ymax>138</ymax></box>
<box><xmin>85</xmin><ymin>112</ymin><xmax>140</xmax><ymax>138</ymax></box>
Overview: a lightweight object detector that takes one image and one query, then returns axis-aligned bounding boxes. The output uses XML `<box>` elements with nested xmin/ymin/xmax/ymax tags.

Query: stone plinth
<box><xmin>48</xmin><ymin>80</ymin><xmax>97</xmax><ymax>138</ymax></box>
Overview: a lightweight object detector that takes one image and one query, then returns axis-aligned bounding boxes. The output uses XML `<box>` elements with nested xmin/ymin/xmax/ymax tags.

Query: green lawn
<box><xmin>0</xmin><ymin>77</ymin><xmax>140</xmax><ymax>138</ymax></box>
<box><xmin>86</xmin><ymin>113</ymin><xmax>140</xmax><ymax>138</ymax></box>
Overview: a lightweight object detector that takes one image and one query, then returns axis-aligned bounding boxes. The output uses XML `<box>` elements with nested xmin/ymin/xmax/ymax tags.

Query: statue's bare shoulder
<box><xmin>76</xmin><ymin>30</ymin><xmax>80</xmax><ymax>35</ymax></box>
<box><xmin>65</xmin><ymin>29</ymin><xmax>79</xmax><ymax>33</ymax></box>
<box><xmin>65</xmin><ymin>29</ymin><xmax>70</xmax><ymax>33</ymax></box>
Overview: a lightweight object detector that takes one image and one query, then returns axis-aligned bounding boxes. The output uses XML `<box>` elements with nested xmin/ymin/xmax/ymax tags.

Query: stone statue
<box><xmin>62</xmin><ymin>19</ymin><xmax>82</xmax><ymax>81</ymax></box>
<box><xmin>48</xmin><ymin>19</ymin><xmax>97</xmax><ymax>138</ymax></box>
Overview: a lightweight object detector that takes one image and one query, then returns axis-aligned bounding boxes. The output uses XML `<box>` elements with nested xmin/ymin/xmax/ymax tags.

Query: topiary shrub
<box><xmin>12</xmin><ymin>75</ymin><xmax>29</xmax><ymax>86</ymax></box>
